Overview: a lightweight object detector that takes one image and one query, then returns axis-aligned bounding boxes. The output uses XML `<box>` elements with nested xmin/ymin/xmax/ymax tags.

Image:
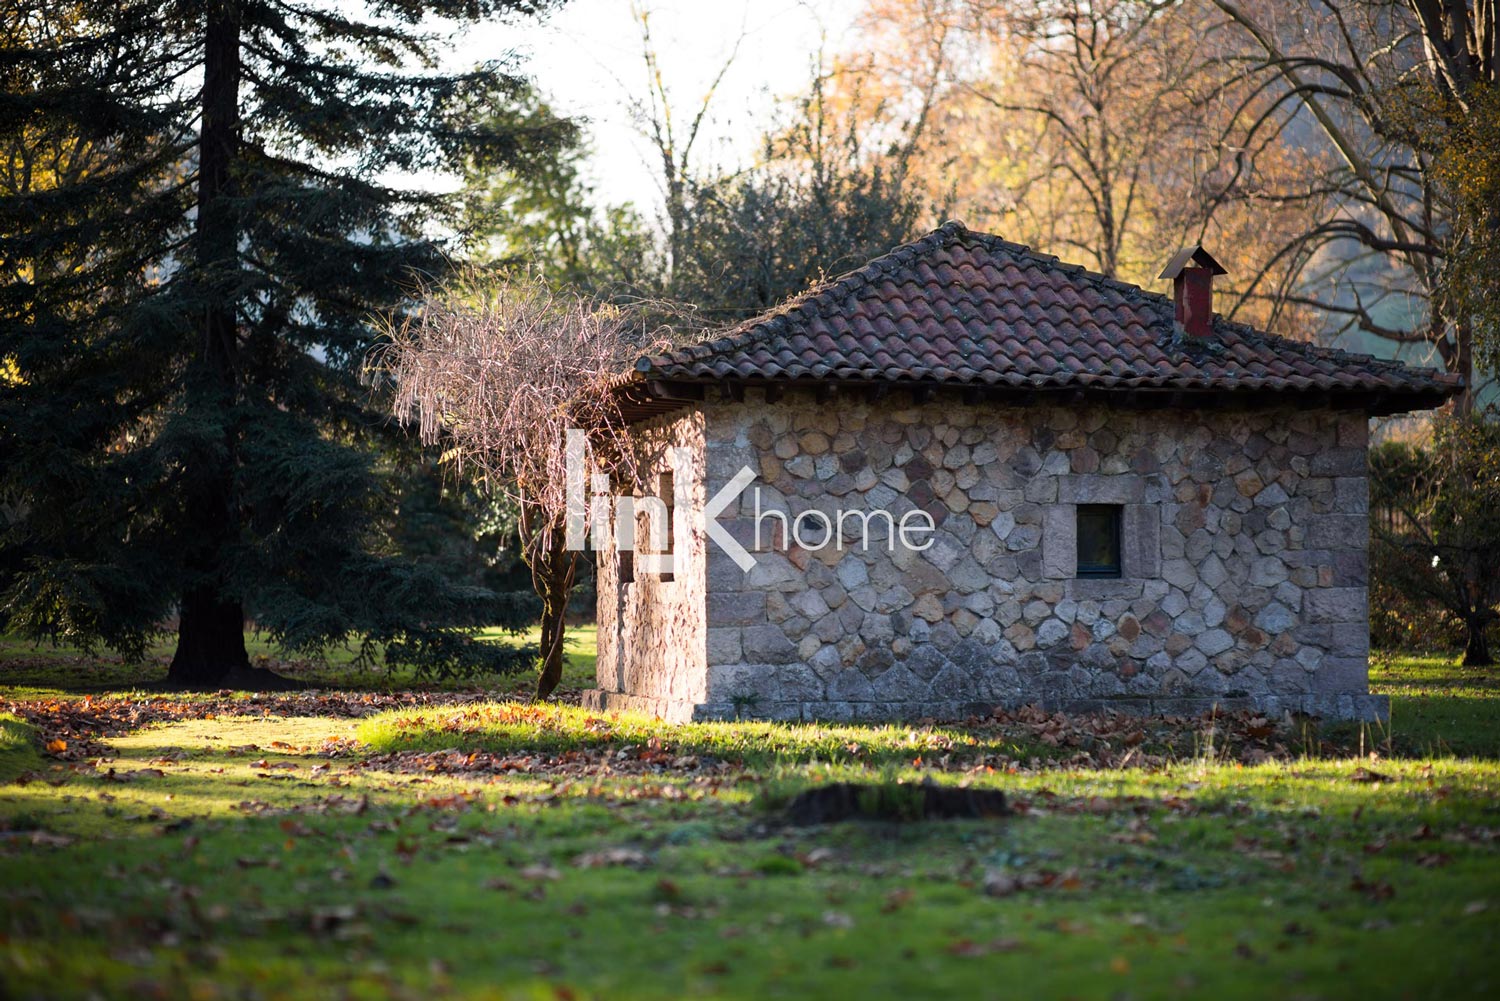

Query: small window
<box><xmin>1076</xmin><ymin>504</ymin><xmax>1122</xmax><ymax>578</ymax></box>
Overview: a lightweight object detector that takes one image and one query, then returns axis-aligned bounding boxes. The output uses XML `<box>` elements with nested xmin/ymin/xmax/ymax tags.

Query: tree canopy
<box><xmin>0</xmin><ymin>1</ymin><xmax>572</xmax><ymax>685</ymax></box>
<box><xmin>465</xmin><ymin>41</ymin><xmax>937</xmax><ymax>319</ymax></box>
<box><xmin>1371</xmin><ymin>412</ymin><xmax>1500</xmax><ymax>665</ymax></box>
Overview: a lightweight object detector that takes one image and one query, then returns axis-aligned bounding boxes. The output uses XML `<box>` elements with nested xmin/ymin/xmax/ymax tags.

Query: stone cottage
<box><xmin>582</xmin><ymin>222</ymin><xmax>1461</xmax><ymax>723</ymax></box>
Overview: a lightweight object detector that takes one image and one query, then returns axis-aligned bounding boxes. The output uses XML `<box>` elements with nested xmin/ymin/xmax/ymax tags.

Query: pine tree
<box><xmin>0</xmin><ymin>1</ymin><xmax>572</xmax><ymax>686</ymax></box>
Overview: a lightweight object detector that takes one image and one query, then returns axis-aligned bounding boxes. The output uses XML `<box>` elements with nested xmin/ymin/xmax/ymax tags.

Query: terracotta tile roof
<box><xmin>630</xmin><ymin>222</ymin><xmax>1461</xmax><ymax>414</ymax></box>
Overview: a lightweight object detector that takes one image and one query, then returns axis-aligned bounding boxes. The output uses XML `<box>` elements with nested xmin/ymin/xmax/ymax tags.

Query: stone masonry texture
<box><xmin>584</xmin><ymin>392</ymin><xmax>1385</xmax><ymax>723</ymax></box>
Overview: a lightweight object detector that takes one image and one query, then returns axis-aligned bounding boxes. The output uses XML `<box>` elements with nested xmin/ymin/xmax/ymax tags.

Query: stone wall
<box><xmin>587</xmin><ymin>391</ymin><xmax>1383</xmax><ymax>722</ymax></box>
<box><xmin>587</xmin><ymin>411</ymin><xmax>709</xmax><ymax>720</ymax></box>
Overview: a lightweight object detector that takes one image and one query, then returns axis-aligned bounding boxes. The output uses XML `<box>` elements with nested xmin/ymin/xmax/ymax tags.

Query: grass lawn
<box><xmin>1</xmin><ymin>640</ymin><xmax>1498</xmax><ymax>999</ymax></box>
<box><xmin>1363</xmin><ymin>653</ymin><xmax>1500</xmax><ymax>758</ymax></box>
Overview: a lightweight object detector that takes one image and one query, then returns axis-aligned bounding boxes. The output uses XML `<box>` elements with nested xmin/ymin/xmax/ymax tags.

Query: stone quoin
<box><xmin>582</xmin><ymin>222</ymin><xmax>1463</xmax><ymax>723</ymax></box>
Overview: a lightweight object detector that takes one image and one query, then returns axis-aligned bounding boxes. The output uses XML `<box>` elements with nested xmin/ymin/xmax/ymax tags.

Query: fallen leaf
<box><xmin>572</xmin><ymin>847</ymin><xmax>649</xmax><ymax>869</ymax></box>
<box><xmin>821</xmin><ymin>910</ymin><xmax>854</xmax><ymax>929</ymax></box>
<box><xmin>947</xmin><ymin>937</ymin><xmax>1024</xmax><ymax>956</ymax></box>
<box><xmin>983</xmin><ymin>871</ymin><xmax>1019</xmax><ymax>897</ymax></box>
<box><xmin>519</xmin><ymin>864</ymin><xmax>561</xmax><ymax>882</ymax></box>
<box><xmin>28</xmin><ymin>830</ymin><xmax>74</xmax><ymax>848</ymax></box>
<box><xmin>1350</xmin><ymin>874</ymin><xmax>1395</xmax><ymax>901</ymax></box>
<box><xmin>882</xmin><ymin>888</ymin><xmax>914</xmax><ymax>912</ymax></box>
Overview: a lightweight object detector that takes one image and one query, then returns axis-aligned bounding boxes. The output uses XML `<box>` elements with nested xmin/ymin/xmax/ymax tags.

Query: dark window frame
<box><xmin>1076</xmin><ymin>504</ymin><xmax>1123</xmax><ymax>579</ymax></box>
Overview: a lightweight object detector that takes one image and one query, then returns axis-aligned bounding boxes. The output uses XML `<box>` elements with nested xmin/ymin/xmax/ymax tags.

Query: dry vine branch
<box><xmin>1208</xmin><ymin>0</ymin><xmax>1500</xmax><ymax>408</ymax></box>
<box><xmin>375</xmin><ymin>270</ymin><xmax>677</xmax><ymax>698</ymax></box>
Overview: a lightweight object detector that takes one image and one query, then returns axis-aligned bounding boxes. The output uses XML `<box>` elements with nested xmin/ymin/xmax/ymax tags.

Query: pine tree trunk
<box><xmin>168</xmin><ymin>588</ymin><xmax>250</xmax><ymax>686</ymax></box>
<box><xmin>1462</xmin><ymin>619</ymin><xmax>1493</xmax><ymax>667</ymax></box>
<box><xmin>168</xmin><ymin>1</ymin><xmax>245</xmax><ymax>688</ymax></box>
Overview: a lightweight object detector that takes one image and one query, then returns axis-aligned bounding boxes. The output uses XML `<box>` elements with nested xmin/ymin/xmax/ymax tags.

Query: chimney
<box><xmin>1158</xmin><ymin>246</ymin><xmax>1227</xmax><ymax>338</ymax></box>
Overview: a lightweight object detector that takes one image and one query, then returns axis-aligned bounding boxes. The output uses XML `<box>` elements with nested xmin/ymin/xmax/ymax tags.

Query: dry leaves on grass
<box><xmin>1008</xmin><ymin>788</ymin><xmax>1199</xmax><ymax>819</ymax></box>
<box><xmin>946</xmin><ymin>937</ymin><xmax>1026</xmax><ymax>956</ymax></box>
<box><xmin>3</xmin><ymin>691</ymin><xmax>482</xmax><ymax>761</ymax></box>
<box><xmin>360</xmin><ymin>747</ymin><xmax>736</xmax><ymax>780</ymax></box>
<box><xmin>573</xmin><ymin>847</ymin><xmax>651</xmax><ymax>869</ymax></box>
<box><xmin>366</xmin><ymin>704</ymin><xmax>1330</xmax><ymax>788</ymax></box>
<box><xmin>974</xmin><ymin>705</ymin><xmax>1307</xmax><ymax>769</ymax></box>
<box><xmin>982</xmin><ymin>867</ymin><xmax>1087</xmax><ymax>897</ymax></box>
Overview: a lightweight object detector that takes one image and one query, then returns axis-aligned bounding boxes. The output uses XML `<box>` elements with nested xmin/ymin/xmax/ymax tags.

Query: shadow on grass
<box><xmin>0</xmin><ymin>626</ymin><xmax>595</xmax><ymax>697</ymax></box>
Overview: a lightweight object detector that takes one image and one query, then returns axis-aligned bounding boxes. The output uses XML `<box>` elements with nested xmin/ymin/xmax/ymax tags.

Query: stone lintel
<box><xmin>1058</xmin><ymin>473</ymin><xmax>1145</xmax><ymax>505</ymax></box>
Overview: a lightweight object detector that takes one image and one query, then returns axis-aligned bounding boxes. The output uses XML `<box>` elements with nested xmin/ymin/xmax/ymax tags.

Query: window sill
<box><xmin>1066</xmin><ymin>577</ymin><xmax>1146</xmax><ymax>600</ymax></box>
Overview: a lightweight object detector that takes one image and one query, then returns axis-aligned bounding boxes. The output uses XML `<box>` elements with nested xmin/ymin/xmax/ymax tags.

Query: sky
<box><xmin>451</xmin><ymin>0</ymin><xmax>866</xmax><ymax>217</ymax></box>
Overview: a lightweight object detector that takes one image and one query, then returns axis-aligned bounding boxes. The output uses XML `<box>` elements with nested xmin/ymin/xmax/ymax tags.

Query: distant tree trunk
<box><xmin>168</xmin><ymin>2</ymin><xmax>245</xmax><ymax>688</ymax></box>
<box><xmin>1463</xmin><ymin>617</ymin><xmax>1493</xmax><ymax>667</ymax></box>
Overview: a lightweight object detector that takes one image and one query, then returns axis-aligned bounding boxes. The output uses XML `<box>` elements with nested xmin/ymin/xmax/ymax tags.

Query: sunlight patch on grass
<box><xmin>357</xmin><ymin>699</ymin><xmax>1051</xmax><ymax>769</ymax></box>
<box><xmin>0</xmin><ymin>715</ymin><xmax>562</xmax><ymax>839</ymax></box>
<box><xmin>0</xmin><ymin>713</ymin><xmax>42</xmax><ymax>784</ymax></box>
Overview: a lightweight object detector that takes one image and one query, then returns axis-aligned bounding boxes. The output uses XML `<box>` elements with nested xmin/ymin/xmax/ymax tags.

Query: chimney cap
<box><xmin>1158</xmin><ymin>245</ymin><xmax>1228</xmax><ymax>280</ymax></box>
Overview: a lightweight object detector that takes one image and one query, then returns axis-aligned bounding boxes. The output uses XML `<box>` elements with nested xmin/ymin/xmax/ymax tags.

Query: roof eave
<box><xmin>614</xmin><ymin>370</ymin><xmax>1462</xmax><ymax>422</ymax></box>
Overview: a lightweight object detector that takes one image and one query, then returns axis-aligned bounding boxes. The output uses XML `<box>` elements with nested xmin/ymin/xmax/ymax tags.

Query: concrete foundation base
<box><xmin>582</xmin><ymin>689</ymin><xmax>1389</xmax><ymax>723</ymax></box>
